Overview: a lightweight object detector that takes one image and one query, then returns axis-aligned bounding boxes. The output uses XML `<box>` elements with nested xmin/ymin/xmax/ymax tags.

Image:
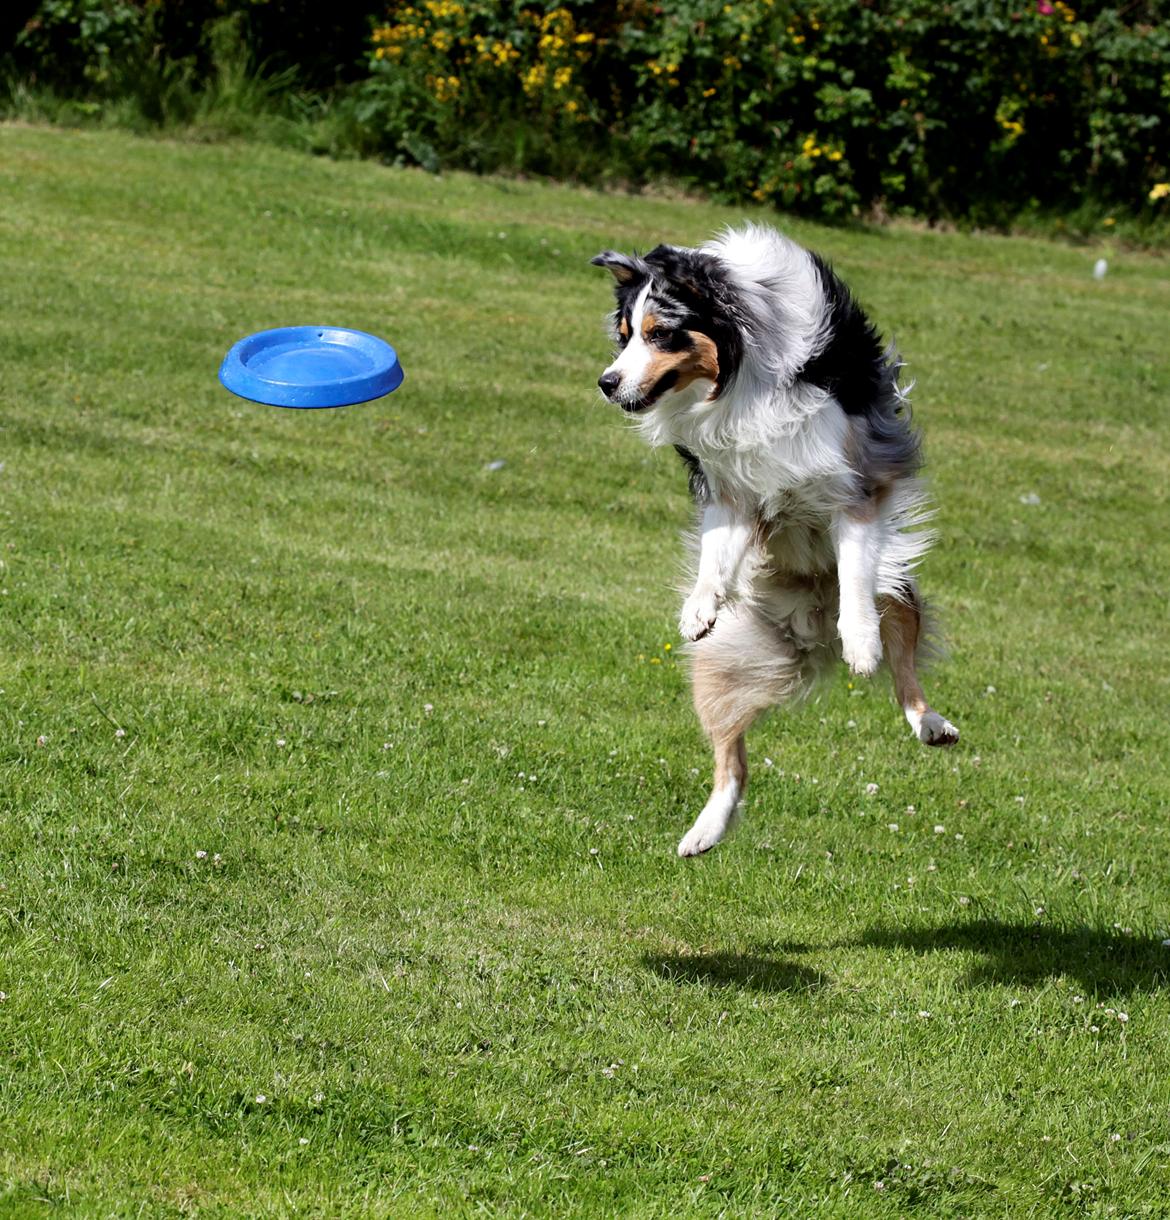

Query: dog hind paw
<box><xmin>916</xmin><ymin>711</ymin><xmax>960</xmax><ymax>747</ymax></box>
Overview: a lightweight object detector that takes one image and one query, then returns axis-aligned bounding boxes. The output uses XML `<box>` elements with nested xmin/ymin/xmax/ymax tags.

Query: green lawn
<box><xmin>2</xmin><ymin>124</ymin><xmax>1169</xmax><ymax>1217</ymax></box>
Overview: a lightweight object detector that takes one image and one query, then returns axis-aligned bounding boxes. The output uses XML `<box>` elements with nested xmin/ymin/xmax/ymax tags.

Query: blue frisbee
<box><xmin>219</xmin><ymin>326</ymin><xmax>404</xmax><ymax>409</ymax></box>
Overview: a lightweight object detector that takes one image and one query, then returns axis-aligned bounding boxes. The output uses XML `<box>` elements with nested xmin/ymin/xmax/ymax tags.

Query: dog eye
<box><xmin>649</xmin><ymin>327</ymin><xmax>673</xmax><ymax>344</ymax></box>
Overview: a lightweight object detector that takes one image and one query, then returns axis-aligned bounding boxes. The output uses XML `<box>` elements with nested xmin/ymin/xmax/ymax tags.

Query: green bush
<box><xmin>351</xmin><ymin>0</ymin><xmax>1170</xmax><ymax>223</ymax></box>
<box><xmin>5</xmin><ymin>0</ymin><xmax>1168</xmax><ymax>226</ymax></box>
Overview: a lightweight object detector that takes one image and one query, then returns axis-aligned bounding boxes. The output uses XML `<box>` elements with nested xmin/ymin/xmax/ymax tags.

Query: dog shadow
<box><xmin>648</xmin><ymin>922</ymin><xmax>1170</xmax><ymax>996</ymax></box>
<box><xmin>643</xmin><ymin>951</ymin><xmax>828</xmax><ymax>994</ymax></box>
<box><xmin>850</xmin><ymin>919</ymin><xmax>1170</xmax><ymax>993</ymax></box>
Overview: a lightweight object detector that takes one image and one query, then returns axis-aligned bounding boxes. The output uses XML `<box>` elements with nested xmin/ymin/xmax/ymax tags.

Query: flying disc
<box><xmin>218</xmin><ymin>326</ymin><xmax>404</xmax><ymax>408</ymax></box>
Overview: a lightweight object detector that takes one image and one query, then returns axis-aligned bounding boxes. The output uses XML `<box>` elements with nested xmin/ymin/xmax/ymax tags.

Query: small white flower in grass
<box><xmin>0</xmin><ymin>992</ymin><xmax>7</xmax><ymax>1002</ymax></box>
<box><xmin>1009</xmin><ymin>998</ymin><xmax>1021</xmax><ymax>1008</ymax></box>
<box><xmin>1090</xmin><ymin>1025</ymin><xmax>1100</xmax><ymax>1033</ymax></box>
<box><xmin>312</xmin><ymin>1092</ymin><xmax>324</xmax><ymax>1104</ymax></box>
<box><xmin>382</xmin><ymin>742</ymin><xmax>392</xmax><ymax>751</ymax></box>
<box><xmin>985</xmin><ymin>685</ymin><xmax>996</xmax><ymax>695</ymax></box>
<box><xmin>195</xmin><ymin>850</ymin><xmax>207</xmax><ymax>860</ymax></box>
<box><xmin>764</xmin><ymin>757</ymin><xmax>774</xmax><ymax>767</ymax></box>
<box><xmin>36</xmin><ymin>735</ymin><xmax>48</xmax><ymax>747</ymax></box>
<box><xmin>423</xmin><ymin>703</ymin><xmax>434</xmax><ymax>715</ymax></box>
<box><xmin>212</xmin><ymin>854</ymin><xmax>222</xmax><ymax>864</ymax></box>
<box><xmin>954</xmin><ymin>833</ymin><xmax>965</xmax><ymax>841</ymax></box>
<box><xmin>905</xmin><ymin>805</ymin><xmax>916</xmax><ymax>814</ymax></box>
<box><xmin>934</xmin><ymin>824</ymin><xmax>946</xmax><ymax>834</ymax></box>
<box><xmin>589</xmin><ymin>847</ymin><xmax>598</xmax><ymax>855</ymax></box>
<box><xmin>1110</xmin><ymin>1133</ymin><xmax>1121</xmax><ymax>1143</ymax></box>
<box><xmin>958</xmin><ymin>896</ymin><xmax>970</xmax><ymax>906</ymax></box>
<box><xmin>1117</xmin><ymin>1011</ymin><xmax>1129</xmax><ymax>1023</ymax></box>
<box><xmin>917</xmin><ymin>1010</ymin><xmax>931</xmax><ymax>1019</ymax></box>
<box><xmin>114</xmin><ymin>728</ymin><xmax>126</xmax><ymax>739</ymax></box>
<box><xmin>874</xmin><ymin>1180</ymin><xmax>885</xmax><ymax>1191</ymax></box>
<box><xmin>865</xmin><ymin>783</ymin><xmax>879</xmax><ymax>796</ymax></box>
<box><xmin>887</xmin><ymin>823</ymin><xmax>899</xmax><ymax>832</ymax></box>
<box><xmin>1035</xmin><ymin>906</ymin><xmax>1046</xmax><ymax>918</ymax></box>
<box><xmin>299</xmin><ymin>1137</ymin><xmax>309</xmax><ymax>1145</ymax></box>
<box><xmin>1073</xmin><ymin>995</ymin><xmax>1084</xmax><ymax>1004</ymax></box>
<box><xmin>276</xmin><ymin>738</ymin><xmax>287</xmax><ymax>748</ymax></box>
<box><xmin>255</xmin><ymin>1094</ymin><xmax>268</xmax><ymax>1104</ymax></box>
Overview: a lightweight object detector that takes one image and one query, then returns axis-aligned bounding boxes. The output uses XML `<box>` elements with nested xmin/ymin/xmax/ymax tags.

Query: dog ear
<box><xmin>590</xmin><ymin>251</ymin><xmax>646</xmax><ymax>285</ymax></box>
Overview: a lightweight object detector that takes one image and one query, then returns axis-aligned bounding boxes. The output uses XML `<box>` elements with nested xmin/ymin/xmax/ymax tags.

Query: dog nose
<box><xmin>598</xmin><ymin>371</ymin><xmax>620</xmax><ymax>398</ymax></box>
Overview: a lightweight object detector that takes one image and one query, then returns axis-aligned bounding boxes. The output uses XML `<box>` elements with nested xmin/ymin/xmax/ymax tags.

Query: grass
<box><xmin>1</xmin><ymin>122</ymin><xmax>1169</xmax><ymax>1217</ymax></box>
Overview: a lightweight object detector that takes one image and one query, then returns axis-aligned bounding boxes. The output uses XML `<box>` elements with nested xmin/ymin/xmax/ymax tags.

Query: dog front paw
<box><xmin>839</xmin><ymin>613</ymin><xmax>882</xmax><ymax>677</ymax></box>
<box><xmin>679</xmin><ymin>587</ymin><xmax>722</xmax><ymax>641</ymax></box>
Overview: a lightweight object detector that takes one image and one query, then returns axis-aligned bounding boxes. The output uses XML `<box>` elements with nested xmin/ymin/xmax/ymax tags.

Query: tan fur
<box><xmin>878</xmin><ymin>593</ymin><xmax>929</xmax><ymax>718</ymax></box>
<box><xmin>635</xmin><ymin>329</ymin><xmax>720</xmax><ymax>398</ymax></box>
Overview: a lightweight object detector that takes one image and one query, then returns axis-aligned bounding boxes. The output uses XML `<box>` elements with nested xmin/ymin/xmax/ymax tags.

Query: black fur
<box><xmin>802</xmin><ymin>253</ymin><xmax>922</xmax><ymax>487</ymax></box>
<box><xmin>673</xmin><ymin>444</ymin><xmax>711</xmax><ymax>505</ymax></box>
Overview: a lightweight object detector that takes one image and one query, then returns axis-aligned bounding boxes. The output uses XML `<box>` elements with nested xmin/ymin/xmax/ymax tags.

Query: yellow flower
<box><xmin>703</xmin><ymin>87</ymin><xmax>717</xmax><ymax>97</ymax></box>
<box><xmin>1103</xmin><ymin>216</ymin><xmax>1115</xmax><ymax>226</ymax></box>
<box><xmin>664</xmin><ymin>643</ymin><xmax>672</xmax><ymax>652</ymax></box>
<box><xmin>1149</xmin><ymin>182</ymin><xmax>1170</xmax><ymax>201</ymax></box>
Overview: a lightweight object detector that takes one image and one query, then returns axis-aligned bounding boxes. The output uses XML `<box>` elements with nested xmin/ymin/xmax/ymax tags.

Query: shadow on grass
<box><xmin>852</xmin><ymin>920</ymin><xmax>1170</xmax><ymax>992</ymax></box>
<box><xmin>644</xmin><ymin>952</ymin><xmax>828</xmax><ymax>994</ymax></box>
<box><xmin>656</xmin><ymin>922</ymin><xmax>1170</xmax><ymax>996</ymax></box>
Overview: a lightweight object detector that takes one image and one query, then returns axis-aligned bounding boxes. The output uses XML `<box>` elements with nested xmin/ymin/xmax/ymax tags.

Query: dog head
<box><xmin>591</xmin><ymin>244</ymin><xmax>744</xmax><ymax>413</ymax></box>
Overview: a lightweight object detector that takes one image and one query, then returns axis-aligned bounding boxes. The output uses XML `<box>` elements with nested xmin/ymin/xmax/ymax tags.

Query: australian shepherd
<box><xmin>592</xmin><ymin>223</ymin><xmax>959</xmax><ymax>857</ymax></box>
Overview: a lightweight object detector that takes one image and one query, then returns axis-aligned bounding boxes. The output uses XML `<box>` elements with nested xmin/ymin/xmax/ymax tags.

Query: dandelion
<box><xmin>1150</xmin><ymin>183</ymin><xmax>1170</xmax><ymax>202</ymax></box>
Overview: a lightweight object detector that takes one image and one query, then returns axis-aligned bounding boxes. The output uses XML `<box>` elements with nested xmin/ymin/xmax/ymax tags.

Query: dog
<box><xmin>592</xmin><ymin>223</ymin><xmax>959</xmax><ymax>857</ymax></box>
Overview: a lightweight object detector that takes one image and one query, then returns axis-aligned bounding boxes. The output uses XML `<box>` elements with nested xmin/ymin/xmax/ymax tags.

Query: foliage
<box><xmin>4</xmin><ymin>0</ymin><xmax>1169</xmax><ymax>225</ymax></box>
<box><xmin>348</xmin><ymin>0</ymin><xmax>1170</xmax><ymax>222</ymax></box>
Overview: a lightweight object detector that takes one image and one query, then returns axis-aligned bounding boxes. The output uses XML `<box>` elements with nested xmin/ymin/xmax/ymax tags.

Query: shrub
<box><xmin>351</xmin><ymin>0</ymin><xmax>1170</xmax><ymax>223</ymax></box>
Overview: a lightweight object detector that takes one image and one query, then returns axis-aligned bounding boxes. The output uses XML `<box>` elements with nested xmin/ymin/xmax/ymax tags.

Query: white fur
<box><xmin>679</xmin><ymin>502</ymin><xmax>756</xmax><ymax>640</ymax></box>
<box><xmin>832</xmin><ymin>511</ymin><xmax>885</xmax><ymax>676</ymax></box>
<box><xmin>605</xmin><ymin>283</ymin><xmax>654</xmax><ymax>409</ymax></box>
<box><xmin>677</xmin><ymin>778</ymin><xmax>741</xmax><ymax>856</ymax></box>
